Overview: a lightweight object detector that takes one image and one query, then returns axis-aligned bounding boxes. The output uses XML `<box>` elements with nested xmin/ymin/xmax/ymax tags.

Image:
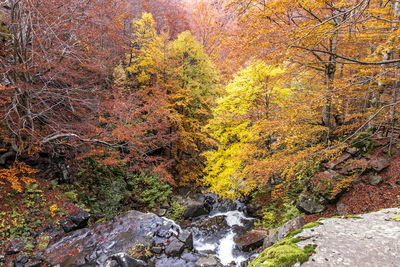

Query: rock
<box><xmin>108</xmin><ymin>253</ymin><xmax>148</xmax><ymax>267</ymax></box>
<box><xmin>13</xmin><ymin>254</ymin><xmax>28</xmax><ymax>267</ymax></box>
<box><xmin>297</xmin><ymin>194</ymin><xmax>326</xmax><ymax>214</ymax></box>
<box><xmin>370</xmin><ymin>158</ymin><xmax>390</xmax><ymax>172</ymax></box>
<box><xmin>346</xmin><ymin>147</ymin><xmax>359</xmax><ymax>155</ymax></box>
<box><xmin>340</xmin><ymin>158</ymin><xmax>370</xmax><ymax>175</ymax></box>
<box><xmin>5</xmin><ymin>238</ymin><xmax>25</xmax><ymax>255</ymax></box>
<box><xmin>60</xmin><ymin>208</ymin><xmax>90</xmax><ymax>233</ymax></box>
<box><xmin>309</xmin><ymin>170</ymin><xmax>349</xmax><ymax>201</ymax></box>
<box><xmin>236</xmin><ymin>229</ymin><xmax>268</xmax><ymax>252</ymax></box>
<box><xmin>369</xmin><ymin>175</ymin><xmax>383</xmax><ymax>186</ymax></box>
<box><xmin>195</xmin><ymin>255</ymin><xmax>222</xmax><ymax>267</ymax></box>
<box><xmin>59</xmin><ymin>218</ymin><xmax>76</xmax><ymax>233</ymax></box>
<box><xmin>69</xmin><ymin>209</ymin><xmax>90</xmax><ymax>228</ymax></box>
<box><xmin>36</xmin><ymin>235</ymin><xmax>50</xmax><ymax>252</ymax></box>
<box><xmin>184</xmin><ymin>202</ymin><xmax>209</xmax><ymax>219</ymax></box>
<box><xmin>42</xmin><ymin>210</ymin><xmax>180</xmax><ymax>266</ymax></box>
<box><xmin>178</xmin><ymin>230</ymin><xmax>193</xmax><ymax>250</ymax></box>
<box><xmin>263</xmin><ymin>216</ymin><xmax>306</xmax><ymax>248</ymax></box>
<box><xmin>325</xmin><ymin>152</ymin><xmax>352</xmax><ymax>169</ymax></box>
<box><xmin>294</xmin><ymin>207</ymin><xmax>400</xmax><ymax>266</ymax></box>
<box><xmin>24</xmin><ymin>260</ymin><xmax>42</xmax><ymax>267</ymax></box>
<box><xmin>151</xmin><ymin>246</ymin><xmax>162</xmax><ymax>254</ymax></box>
<box><xmin>156</xmin><ymin>208</ymin><xmax>167</xmax><ymax>217</ymax></box>
<box><xmin>0</xmin><ymin>255</ymin><xmax>5</xmax><ymax>263</ymax></box>
<box><xmin>165</xmin><ymin>238</ymin><xmax>185</xmax><ymax>257</ymax></box>
<box><xmin>336</xmin><ymin>201</ymin><xmax>349</xmax><ymax>216</ymax></box>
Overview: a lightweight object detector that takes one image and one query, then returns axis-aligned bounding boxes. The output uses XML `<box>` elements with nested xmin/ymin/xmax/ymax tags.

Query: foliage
<box><xmin>130</xmin><ymin>172</ymin><xmax>172</xmax><ymax>209</ymax></box>
<box><xmin>0</xmin><ymin>162</ymin><xmax>36</xmax><ymax>192</ymax></box>
<box><xmin>167</xmin><ymin>31</ymin><xmax>219</xmax><ymax>184</ymax></box>
<box><xmin>166</xmin><ymin>200</ymin><xmax>185</xmax><ymax>221</ymax></box>
<box><xmin>350</xmin><ymin>131</ymin><xmax>375</xmax><ymax>154</ymax></box>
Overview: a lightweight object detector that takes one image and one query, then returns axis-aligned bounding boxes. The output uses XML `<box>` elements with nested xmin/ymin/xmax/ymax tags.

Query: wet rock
<box><xmin>0</xmin><ymin>254</ymin><xmax>5</xmax><ymax>263</ymax></box>
<box><xmin>165</xmin><ymin>238</ymin><xmax>185</xmax><ymax>257</ymax></box>
<box><xmin>108</xmin><ymin>253</ymin><xmax>148</xmax><ymax>267</ymax></box>
<box><xmin>184</xmin><ymin>202</ymin><xmax>209</xmax><ymax>219</ymax></box>
<box><xmin>5</xmin><ymin>238</ymin><xmax>25</xmax><ymax>255</ymax></box>
<box><xmin>246</xmin><ymin>202</ymin><xmax>264</xmax><ymax>217</ymax></box>
<box><xmin>336</xmin><ymin>201</ymin><xmax>349</xmax><ymax>216</ymax></box>
<box><xmin>178</xmin><ymin>230</ymin><xmax>193</xmax><ymax>250</ymax></box>
<box><xmin>297</xmin><ymin>194</ymin><xmax>326</xmax><ymax>214</ymax></box>
<box><xmin>369</xmin><ymin>175</ymin><xmax>383</xmax><ymax>186</ymax></box>
<box><xmin>236</xmin><ymin>229</ymin><xmax>268</xmax><ymax>252</ymax></box>
<box><xmin>195</xmin><ymin>255</ymin><xmax>222</xmax><ymax>267</ymax></box>
<box><xmin>263</xmin><ymin>216</ymin><xmax>306</xmax><ymax>248</ymax></box>
<box><xmin>42</xmin><ymin>210</ymin><xmax>176</xmax><ymax>266</ymax></box>
<box><xmin>13</xmin><ymin>254</ymin><xmax>28</xmax><ymax>267</ymax></box>
<box><xmin>370</xmin><ymin>158</ymin><xmax>390</xmax><ymax>172</ymax></box>
<box><xmin>59</xmin><ymin>218</ymin><xmax>76</xmax><ymax>233</ymax></box>
<box><xmin>151</xmin><ymin>246</ymin><xmax>162</xmax><ymax>254</ymax></box>
<box><xmin>325</xmin><ymin>152</ymin><xmax>352</xmax><ymax>169</ymax></box>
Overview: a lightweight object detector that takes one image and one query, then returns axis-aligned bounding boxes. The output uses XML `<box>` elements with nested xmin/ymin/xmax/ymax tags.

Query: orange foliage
<box><xmin>0</xmin><ymin>162</ymin><xmax>37</xmax><ymax>192</ymax></box>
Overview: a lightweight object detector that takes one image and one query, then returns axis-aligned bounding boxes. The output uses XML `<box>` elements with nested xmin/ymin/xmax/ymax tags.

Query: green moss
<box><xmin>389</xmin><ymin>216</ymin><xmax>400</xmax><ymax>221</ymax></box>
<box><xmin>249</xmin><ymin>234</ymin><xmax>317</xmax><ymax>267</ymax></box>
<box><xmin>249</xmin><ymin>221</ymin><xmax>320</xmax><ymax>267</ymax></box>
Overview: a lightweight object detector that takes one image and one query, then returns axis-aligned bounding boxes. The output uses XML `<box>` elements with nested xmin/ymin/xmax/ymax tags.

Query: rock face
<box><xmin>42</xmin><ymin>210</ymin><xmax>191</xmax><ymax>266</ymax></box>
<box><xmin>59</xmin><ymin>208</ymin><xmax>90</xmax><ymax>233</ymax></box>
<box><xmin>5</xmin><ymin>238</ymin><xmax>25</xmax><ymax>255</ymax></box>
<box><xmin>296</xmin><ymin>208</ymin><xmax>400</xmax><ymax>266</ymax></box>
<box><xmin>263</xmin><ymin>216</ymin><xmax>306</xmax><ymax>248</ymax></box>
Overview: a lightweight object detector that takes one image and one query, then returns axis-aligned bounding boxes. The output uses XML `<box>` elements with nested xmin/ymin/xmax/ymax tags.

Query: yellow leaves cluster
<box><xmin>0</xmin><ymin>161</ymin><xmax>37</xmax><ymax>192</ymax></box>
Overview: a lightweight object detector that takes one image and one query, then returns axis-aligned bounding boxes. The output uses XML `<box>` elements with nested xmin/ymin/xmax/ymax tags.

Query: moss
<box><xmin>389</xmin><ymin>216</ymin><xmax>400</xmax><ymax>221</ymax></box>
<box><xmin>249</xmin><ymin>221</ymin><xmax>320</xmax><ymax>267</ymax></box>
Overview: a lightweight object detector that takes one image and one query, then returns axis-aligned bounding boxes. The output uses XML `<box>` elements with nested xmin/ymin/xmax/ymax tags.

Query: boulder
<box><xmin>297</xmin><ymin>194</ymin><xmax>326</xmax><ymax>214</ymax></box>
<box><xmin>236</xmin><ymin>229</ymin><xmax>268</xmax><ymax>252</ymax></box>
<box><xmin>340</xmin><ymin>158</ymin><xmax>370</xmax><ymax>175</ymax></box>
<box><xmin>346</xmin><ymin>147</ymin><xmax>359</xmax><ymax>155</ymax></box>
<box><xmin>60</xmin><ymin>208</ymin><xmax>90</xmax><ymax>233</ymax></box>
<box><xmin>151</xmin><ymin>247</ymin><xmax>163</xmax><ymax>254</ymax></box>
<box><xmin>195</xmin><ymin>255</ymin><xmax>222</xmax><ymax>267</ymax></box>
<box><xmin>178</xmin><ymin>230</ymin><xmax>193</xmax><ymax>250</ymax></box>
<box><xmin>309</xmin><ymin>170</ymin><xmax>349</xmax><ymax>201</ymax></box>
<box><xmin>369</xmin><ymin>175</ymin><xmax>383</xmax><ymax>186</ymax></box>
<box><xmin>184</xmin><ymin>202</ymin><xmax>209</xmax><ymax>219</ymax></box>
<box><xmin>165</xmin><ymin>238</ymin><xmax>185</xmax><ymax>257</ymax></box>
<box><xmin>370</xmin><ymin>158</ymin><xmax>390</xmax><ymax>172</ymax></box>
<box><xmin>24</xmin><ymin>260</ymin><xmax>42</xmax><ymax>267</ymax></box>
<box><xmin>5</xmin><ymin>238</ymin><xmax>25</xmax><ymax>255</ymax></box>
<box><xmin>42</xmin><ymin>210</ymin><xmax>181</xmax><ymax>266</ymax></box>
<box><xmin>263</xmin><ymin>216</ymin><xmax>306</xmax><ymax>248</ymax></box>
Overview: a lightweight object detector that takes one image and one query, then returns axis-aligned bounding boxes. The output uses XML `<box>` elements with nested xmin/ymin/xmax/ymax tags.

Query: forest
<box><xmin>1</xmin><ymin>0</ymin><xmax>400</xmax><ymax>266</ymax></box>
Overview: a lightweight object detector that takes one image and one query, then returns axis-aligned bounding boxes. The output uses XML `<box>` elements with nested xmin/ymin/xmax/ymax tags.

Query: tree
<box><xmin>167</xmin><ymin>31</ymin><xmax>219</xmax><ymax>184</ymax></box>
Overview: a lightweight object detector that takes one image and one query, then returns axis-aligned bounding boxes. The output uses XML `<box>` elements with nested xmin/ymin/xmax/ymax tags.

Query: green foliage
<box><xmin>76</xmin><ymin>158</ymin><xmax>172</xmax><ymax>219</ymax></box>
<box><xmin>256</xmin><ymin>201</ymin><xmax>301</xmax><ymax>229</ymax></box>
<box><xmin>76</xmin><ymin>158</ymin><xmax>130</xmax><ymax>220</ymax></box>
<box><xmin>130</xmin><ymin>173</ymin><xmax>172</xmax><ymax>209</ymax></box>
<box><xmin>350</xmin><ymin>131</ymin><xmax>374</xmax><ymax>154</ymax></box>
<box><xmin>166</xmin><ymin>200</ymin><xmax>185</xmax><ymax>221</ymax></box>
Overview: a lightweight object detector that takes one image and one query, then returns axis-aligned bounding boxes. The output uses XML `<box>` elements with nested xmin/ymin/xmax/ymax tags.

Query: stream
<box><xmin>156</xmin><ymin>194</ymin><xmax>256</xmax><ymax>266</ymax></box>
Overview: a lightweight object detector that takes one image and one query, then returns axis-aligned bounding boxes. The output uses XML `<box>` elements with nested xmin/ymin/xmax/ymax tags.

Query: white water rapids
<box><xmin>192</xmin><ymin>210</ymin><xmax>254</xmax><ymax>266</ymax></box>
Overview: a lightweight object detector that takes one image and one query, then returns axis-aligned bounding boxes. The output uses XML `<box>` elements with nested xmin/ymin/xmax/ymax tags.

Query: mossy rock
<box><xmin>249</xmin><ymin>222</ymin><xmax>320</xmax><ymax>267</ymax></box>
<box><xmin>350</xmin><ymin>131</ymin><xmax>374</xmax><ymax>154</ymax></box>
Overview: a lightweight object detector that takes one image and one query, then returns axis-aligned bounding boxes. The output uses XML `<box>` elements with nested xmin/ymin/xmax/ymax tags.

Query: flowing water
<box><xmin>188</xmin><ymin>195</ymin><xmax>256</xmax><ymax>266</ymax></box>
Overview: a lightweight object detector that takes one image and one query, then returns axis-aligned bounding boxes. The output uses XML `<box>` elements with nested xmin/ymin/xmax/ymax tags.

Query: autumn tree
<box><xmin>167</xmin><ymin>31</ymin><xmax>219</xmax><ymax>184</ymax></box>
